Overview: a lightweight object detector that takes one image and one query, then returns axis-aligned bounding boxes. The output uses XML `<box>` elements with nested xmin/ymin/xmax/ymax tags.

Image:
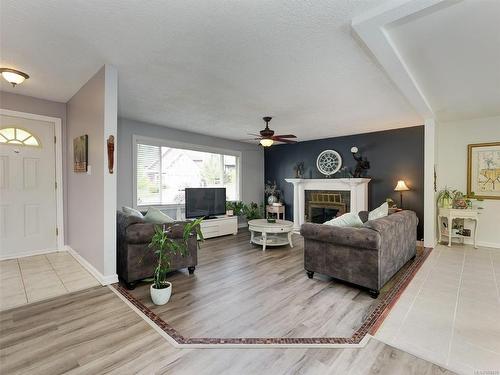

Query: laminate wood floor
<box><xmin>0</xmin><ymin>286</ymin><xmax>455</xmax><ymax>375</ymax></box>
<box><xmin>127</xmin><ymin>230</ymin><xmax>421</xmax><ymax>339</ymax></box>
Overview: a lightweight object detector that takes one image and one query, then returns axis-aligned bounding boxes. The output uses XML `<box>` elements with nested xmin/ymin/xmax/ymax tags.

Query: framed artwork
<box><xmin>73</xmin><ymin>134</ymin><xmax>88</xmax><ymax>172</ymax></box>
<box><xmin>467</xmin><ymin>142</ymin><xmax>500</xmax><ymax>199</ymax></box>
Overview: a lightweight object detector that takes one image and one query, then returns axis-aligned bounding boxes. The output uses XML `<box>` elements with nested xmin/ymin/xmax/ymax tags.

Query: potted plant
<box><xmin>226</xmin><ymin>201</ymin><xmax>245</xmax><ymax>216</ymax></box>
<box><xmin>226</xmin><ymin>201</ymin><xmax>246</xmax><ymax>226</ymax></box>
<box><xmin>437</xmin><ymin>187</ymin><xmax>454</xmax><ymax>208</ymax></box>
<box><xmin>242</xmin><ymin>202</ymin><xmax>264</xmax><ymax>220</ymax></box>
<box><xmin>148</xmin><ymin>217</ymin><xmax>203</xmax><ymax>305</ymax></box>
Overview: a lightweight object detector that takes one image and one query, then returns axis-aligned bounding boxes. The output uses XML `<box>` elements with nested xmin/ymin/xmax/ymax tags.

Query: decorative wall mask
<box><xmin>107</xmin><ymin>135</ymin><xmax>115</xmax><ymax>174</ymax></box>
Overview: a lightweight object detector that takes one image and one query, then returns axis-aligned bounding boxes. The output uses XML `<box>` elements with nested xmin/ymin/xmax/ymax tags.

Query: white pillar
<box><xmin>292</xmin><ymin>181</ymin><xmax>301</xmax><ymax>232</ymax></box>
<box><xmin>424</xmin><ymin>118</ymin><xmax>437</xmax><ymax>248</ymax></box>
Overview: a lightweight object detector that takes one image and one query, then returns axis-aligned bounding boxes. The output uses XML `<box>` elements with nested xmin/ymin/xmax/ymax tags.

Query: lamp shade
<box><xmin>394</xmin><ymin>180</ymin><xmax>409</xmax><ymax>191</ymax></box>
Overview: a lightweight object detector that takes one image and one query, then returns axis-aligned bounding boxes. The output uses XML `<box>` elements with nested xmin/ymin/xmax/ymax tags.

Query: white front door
<box><xmin>0</xmin><ymin>115</ymin><xmax>58</xmax><ymax>258</ymax></box>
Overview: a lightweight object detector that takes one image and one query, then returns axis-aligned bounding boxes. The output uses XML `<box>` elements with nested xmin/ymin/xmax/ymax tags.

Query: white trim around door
<box><xmin>0</xmin><ymin>108</ymin><xmax>65</xmax><ymax>255</ymax></box>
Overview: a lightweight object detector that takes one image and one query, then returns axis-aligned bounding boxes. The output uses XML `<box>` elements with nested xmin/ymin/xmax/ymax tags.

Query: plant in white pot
<box><xmin>148</xmin><ymin>218</ymin><xmax>203</xmax><ymax>305</ymax></box>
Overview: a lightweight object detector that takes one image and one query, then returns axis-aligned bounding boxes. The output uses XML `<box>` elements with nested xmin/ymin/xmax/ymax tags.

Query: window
<box><xmin>0</xmin><ymin>127</ymin><xmax>40</xmax><ymax>146</ymax></box>
<box><xmin>135</xmin><ymin>140</ymin><xmax>240</xmax><ymax>206</ymax></box>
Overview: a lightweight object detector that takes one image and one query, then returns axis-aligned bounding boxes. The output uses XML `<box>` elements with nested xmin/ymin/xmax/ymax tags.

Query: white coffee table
<box><xmin>248</xmin><ymin>219</ymin><xmax>294</xmax><ymax>251</ymax></box>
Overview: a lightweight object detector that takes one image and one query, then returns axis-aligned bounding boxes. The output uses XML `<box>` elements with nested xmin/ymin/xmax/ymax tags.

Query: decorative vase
<box><xmin>267</xmin><ymin>195</ymin><xmax>278</xmax><ymax>205</ymax></box>
<box><xmin>150</xmin><ymin>282</ymin><xmax>172</xmax><ymax>305</ymax></box>
<box><xmin>441</xmin><ymin>196</ymin><xmax>453</xmax><ymax>208</ymax></box>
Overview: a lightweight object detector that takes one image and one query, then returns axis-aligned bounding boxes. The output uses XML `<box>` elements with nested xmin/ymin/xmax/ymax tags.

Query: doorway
<box><xmin>0</xmin><ymin>110</ymin><xmax>63</xmax><ymax>259</ymax></box>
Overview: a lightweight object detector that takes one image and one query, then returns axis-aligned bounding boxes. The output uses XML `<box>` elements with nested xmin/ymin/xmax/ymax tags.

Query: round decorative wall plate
<box><xmin>316</xmin><ymin>149</ymin><xmax>342</xmax><ymax>176</ymax></box>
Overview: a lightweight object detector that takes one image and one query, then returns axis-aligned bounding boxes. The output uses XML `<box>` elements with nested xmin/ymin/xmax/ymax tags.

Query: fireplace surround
<box><xmin>285</xmin><ymin>178</ymin><xmax>371</xmax><ymax>231</ymax></box>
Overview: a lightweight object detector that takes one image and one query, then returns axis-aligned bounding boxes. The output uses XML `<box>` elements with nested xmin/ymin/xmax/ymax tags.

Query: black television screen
<box><xmin>185</xmin><ymin>188</ymin><xmax>226</xmax><ymax>218</ymax></box>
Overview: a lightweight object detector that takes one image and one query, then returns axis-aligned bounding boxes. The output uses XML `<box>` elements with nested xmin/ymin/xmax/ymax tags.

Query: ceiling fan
<box><xmin>249</xmin><ymin>117</ymin><xmax>297</xmax><ymax>147</ymax></box>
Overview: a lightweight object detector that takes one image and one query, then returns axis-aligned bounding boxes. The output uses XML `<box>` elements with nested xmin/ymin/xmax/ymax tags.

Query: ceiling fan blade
<box><xmin>274</xmin><ymin>138</ymin><xmax>297</xmax><ymax>144</ymax></box>
<box><xmin>273</xmin><ymin>134</ymin><xmax>297</xmax><ymax>139</ymax></box>
<box><xmin>247</xmin><ymin>133</ymin><xmax>262</xmax><ymax>137</ymax></box>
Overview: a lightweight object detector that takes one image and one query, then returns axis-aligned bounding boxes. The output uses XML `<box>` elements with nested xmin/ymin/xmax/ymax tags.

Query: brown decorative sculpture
<box><xmin>107</xmin><ymin>135</ymin><xmax>115</xmax><ymax>174</ymax></box>
<box><xmin>350</xmin><ymin>146</ymin><xmax>370</xmax><ymax>178</ymax></box>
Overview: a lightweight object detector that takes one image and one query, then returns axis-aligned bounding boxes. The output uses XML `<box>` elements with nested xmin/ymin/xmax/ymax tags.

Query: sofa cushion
<box><xmin>301</xmin><ymin>223</ymin><xmax>381</xmax><ymax>250</ymax></box>
<box><xmin>126</xmin><ymin>223</ymin><xmax>156</xmax><ymax>244</ymax></box>
<box><xmin>144</xmin><ymin>207</ymin><xmax>175</xmax><ymax>224</ymax></box>
<box><xmin>368</xmin><ymin>202</ymin><xmax>388</xmax><ymax>221</ymax></box>
<box><xmin>324</xmin><ymin>212</ymin><xmax>364</xmax><ymax>227</ymax></box>
<box><xmin>358</xmin><ymin>210</ymin><xmax>369</xmax><ymax>223</ymax></box>
<box><xmin>122</xmin><ymin>206</ymin><xmax>144</xmax><ymax>220</ymax></box>
<box><xmin>125</xmin><ymin>222</ymin><xmax>189</xmax><ymax>244</ymax></box>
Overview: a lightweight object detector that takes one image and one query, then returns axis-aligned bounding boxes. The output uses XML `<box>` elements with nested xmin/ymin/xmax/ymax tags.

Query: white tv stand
<box><xmin>200</xmin><ymin>216</ymin><xmax>238</xmax><ymax>239</ymax></box>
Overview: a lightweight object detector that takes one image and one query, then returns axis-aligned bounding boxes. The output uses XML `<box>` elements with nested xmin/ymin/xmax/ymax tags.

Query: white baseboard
<box><xmin>65</xmin><ymin>246</ymin><xmax>118</xmax><ymax>285</ymax></box>
<box><xmin>457</xmin><ymin>237</ymin><xmax>500</xmax><ymax>249</ymax></box>
<box><xmin>475</xmin><ymin>241</ymin><xmax>500</xmax><ymax>249</ymax></box>
<box><xmin>0</xmin><ymin>248</ymin><xmax>62</xmax><ymax>261</ymax></box>
<box><xmin>438</xmin><ymin>238</ymin><xmax>500</xmax><ymax>250</ymax></box>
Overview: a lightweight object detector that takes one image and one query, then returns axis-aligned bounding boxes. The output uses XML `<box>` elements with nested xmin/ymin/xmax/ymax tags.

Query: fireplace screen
<box><xmin>305</xmin><ymin>190</ymin><xmax>350</xmax><ymax>224</ymax></box>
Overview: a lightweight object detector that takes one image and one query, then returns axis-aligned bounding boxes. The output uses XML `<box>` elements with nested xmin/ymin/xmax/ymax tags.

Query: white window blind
<box><xmin>136</xmin><ymin>141</ymin><xmax>240</xmax><ymax>206</ymax></box>
<box><xmin>136</xmin><ymin>143</ymin><xmax>161</xmax><ymax>205</ymax></box>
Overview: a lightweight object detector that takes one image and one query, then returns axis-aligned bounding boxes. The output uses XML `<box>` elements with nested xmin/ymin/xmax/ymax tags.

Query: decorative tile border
<box><xmin>112</xmin><ymin>248</ymin><xmax>431</xmax><ymax>347</ymax></box>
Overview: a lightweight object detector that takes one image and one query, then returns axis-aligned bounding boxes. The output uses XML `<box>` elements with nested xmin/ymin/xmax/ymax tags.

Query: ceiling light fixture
<box><xmin>0</xmin><ymin>68</ymin><xmax>30</xmax><ymax>87</ymax></box>
<box><xmin>260</xmin><ymin>138</ymin><xmax>274</xmax><ymax>147</ymax></box>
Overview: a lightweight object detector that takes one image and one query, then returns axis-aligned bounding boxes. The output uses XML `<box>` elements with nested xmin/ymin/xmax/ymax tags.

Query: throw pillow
<box><xmin>144</xmin><ymin>207</ymin><xmax>175</xmax><ymax>224</ymax></box>
<box><xmin>368</xmin><ymin>202</ymin><xmax>389</xmax><ymax>221</ymax></box>
<box><xmin>122</xmin><ymin>206</ymin><xmax>144</xmax><ymax>219</ymax></box>
<box><xmin>358</xmin><ymin>210</ymin><xmax>369</xmax><ymax>223</ymax></box>
<box><xmin>324</xmin><ymin>212</ymin><xmax>364</xmax><ymax>227</ymax></box>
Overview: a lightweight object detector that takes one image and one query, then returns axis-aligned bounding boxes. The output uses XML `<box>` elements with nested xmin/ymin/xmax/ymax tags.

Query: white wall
<box><xmin>117</xmin><ymin>117</ymin><xmax>264</xmax><ymax>211</ymax></box>
<box><xmin>436</xmin><ymin>115</ymin><xmax>500</xmax><ymax>248</ymax></box>
<box><xmin>67</xmin><ymin>65</ymin><xmax>118</xmax><ymax>282</ymax></box>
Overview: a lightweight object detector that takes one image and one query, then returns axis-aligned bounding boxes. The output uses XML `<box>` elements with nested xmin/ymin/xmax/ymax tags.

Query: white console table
<box><xmin>437</xmin><ymin>208</ymin><xmax>479</xmax><ymax>248</ymax></box>
<box><xmin>200</xmin><ymin>216</ymin><xmax>238</xmax><ymax>239</ymax></box>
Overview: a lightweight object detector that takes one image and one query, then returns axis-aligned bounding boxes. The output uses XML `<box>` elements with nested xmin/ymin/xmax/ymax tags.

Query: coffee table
<box><xmin>248</xmin><ymin>219</ymin><xmax>294</xmax><ymax>251</ymax></box>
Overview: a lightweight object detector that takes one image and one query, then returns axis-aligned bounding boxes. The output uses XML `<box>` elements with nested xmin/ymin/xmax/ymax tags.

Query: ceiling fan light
<box><xmin>260</xmin><ymin>138</ymin><xmax>274</xmax><ymax>147</ymax></box>
<box><xmin>0</xmin><ymin>68</ymin><xmax>29</xmax><ymax>87</ymax></box>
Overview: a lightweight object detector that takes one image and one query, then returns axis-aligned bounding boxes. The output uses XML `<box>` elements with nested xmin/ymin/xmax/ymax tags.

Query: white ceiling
<box><xmin>386</xmin><ymin>0</ymin><xmax>500</xmax><ymax>122</ymax></box>
<box><xmin>1</xmin><ymin>0</ymin><xmax>425</xmax><ymax>141</ymax></box>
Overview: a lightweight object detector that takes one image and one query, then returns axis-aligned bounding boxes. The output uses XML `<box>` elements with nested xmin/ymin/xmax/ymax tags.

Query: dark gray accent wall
<box><xmin>264</xmin><ymin>126</ymin><xmax>424</xmax><ymax>238</ymax></box>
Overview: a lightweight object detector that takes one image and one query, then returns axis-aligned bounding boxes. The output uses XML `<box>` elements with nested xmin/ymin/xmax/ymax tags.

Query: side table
<box><xmin>266</xmin><ymin>204</ymin><xmax>285</xmax><ymax>220</ymax></box>
<box><xmin>437</xmin><ymin>208</ymin><xmax>479</xmax><ymax>248</ymax></box>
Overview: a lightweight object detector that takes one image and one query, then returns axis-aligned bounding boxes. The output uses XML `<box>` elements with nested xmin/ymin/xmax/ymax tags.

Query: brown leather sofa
<box><xmin>117</xmin><ymin>210</ymin><xmax>197</xmax><ymax>289</ymax></box>
<box><xmin>300</xmin><ymin>210</ymin><xmax>418</xmax><ymax>298</ymax></box>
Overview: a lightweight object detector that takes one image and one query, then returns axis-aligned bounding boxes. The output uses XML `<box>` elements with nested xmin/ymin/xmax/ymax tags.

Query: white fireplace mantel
<box><xmin>285</xmin><ymin>178</ymin><xmax>371</xmax><ymax>231</ymax></box>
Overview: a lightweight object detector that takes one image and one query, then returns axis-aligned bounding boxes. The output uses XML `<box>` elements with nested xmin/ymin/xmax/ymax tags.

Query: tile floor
<box><xmin>375</xmin><ymin>243</ymin><xmax>500</xmax><ymax>375</ymax></box>
<box><xmin>0</xmin><ymin>252</ymin><xmax>100</xmax><ymax>311</ymax></box>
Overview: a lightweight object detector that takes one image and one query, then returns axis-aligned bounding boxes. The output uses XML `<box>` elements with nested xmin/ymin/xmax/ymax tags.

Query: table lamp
<box><xmin>394</xmin><ymin>180</ymin><xmax>410</xmax><ymax>208</ymax></box>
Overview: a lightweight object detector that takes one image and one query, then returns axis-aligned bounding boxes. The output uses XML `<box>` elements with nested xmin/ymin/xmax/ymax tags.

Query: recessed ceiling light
<box><xmin>0</xmin><ymin>68</ymin><xmax>30</xmax><ymax>87</ymax></box>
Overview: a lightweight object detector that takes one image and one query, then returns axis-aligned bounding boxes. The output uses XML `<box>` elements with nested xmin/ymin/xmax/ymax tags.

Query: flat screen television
<box><xmin>185</xmin><ymin>187</ymin><xmax>226</xmax><ymax>219</ymax></box>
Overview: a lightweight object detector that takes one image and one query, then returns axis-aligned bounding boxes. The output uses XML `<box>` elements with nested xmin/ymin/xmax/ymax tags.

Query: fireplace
<box><xmin>285</xmin><ymin>178</ymin><xmax>370</xmax><ymax>231</ymax></box>
<box><xmin>305</xmin><ymin>190</ymin><xmax>350</xmax><ymax>223</ymax></box>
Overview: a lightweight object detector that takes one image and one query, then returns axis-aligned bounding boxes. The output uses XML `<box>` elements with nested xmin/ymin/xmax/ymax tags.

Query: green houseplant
<box><xmin>226</xmin><ymin>201</ymin><xmax>245</xmax><ymax>216</ymax></box>
<box><xmin>242</xmin><ymin>202</ymin><xmax>264</xmax><ymax>220</ymax></box>
<box><xmin>437</xmin><ymin>187</ymin><xmax>454</xmax><ymax>208</ymax></box>
<box><xmin>148</xmin><ymin>217</ymin><xmax>203</xmax><ymax>305</ymax></box>
<box><xmin>437</xmin><ymin>188</ymin><xmax>483</xmax><ymax>210</ymax></box>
